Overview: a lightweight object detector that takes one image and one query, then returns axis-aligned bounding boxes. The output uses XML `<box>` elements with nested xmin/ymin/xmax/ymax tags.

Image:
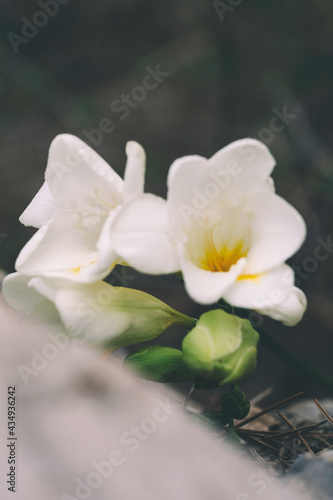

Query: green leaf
<box><xmin>220</xmin><ymin>384</ymin><xmax>251</xmax><ymax>420</ymax></box>
<box><xmin>124</xmin><ymin>346</ymin><xmax>195</xmax><ymax>383</ymax></box>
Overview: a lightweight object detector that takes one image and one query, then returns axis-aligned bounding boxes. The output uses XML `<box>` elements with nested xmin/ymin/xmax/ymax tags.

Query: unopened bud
<box><xmin>182</xmin><ymin>309</ymin><xmax>259</xmax><ymax>386</ymax></box>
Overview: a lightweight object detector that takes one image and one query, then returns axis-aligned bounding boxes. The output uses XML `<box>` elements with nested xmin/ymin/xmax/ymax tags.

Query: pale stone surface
<box><xmin>0</xmin><ymin>296</ymin><xmax>310</xmax><ymax>500</ymax></box>
<box><xmin>287</xmin><ymin>450</ymin><xmax>333</xmax><ymax>500</ymax></box>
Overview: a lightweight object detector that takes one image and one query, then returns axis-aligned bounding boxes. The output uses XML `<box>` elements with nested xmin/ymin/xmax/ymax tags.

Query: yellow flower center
<box><xmin>72</xmin><ymin>259</ymin><xmax>97</xmax><ymax>275</ymax></box>
<box><xmin>199</xmin><ymin>238</ymin><xmax>247</xmax><ymax>273</ymax></box>
<box><xmin>71</xmin><ymin>257</ymin><xmax>128</xmax><ymax>276</ymax></box>
<box><xmin>186</xmin><ymin>210</ymin><xmax>251</xmax><ymax>273</ymax></box>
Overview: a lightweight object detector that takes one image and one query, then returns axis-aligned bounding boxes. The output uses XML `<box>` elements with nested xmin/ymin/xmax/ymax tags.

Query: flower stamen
<box><xmin>199</xmin><ymin>236</ymin><xmax>247</xmax><ymax>272</ymax></box>
<box><xmin>94</xmin><ymin>188</ymin><xmax>119</xmax><ymax>210</ymax></box>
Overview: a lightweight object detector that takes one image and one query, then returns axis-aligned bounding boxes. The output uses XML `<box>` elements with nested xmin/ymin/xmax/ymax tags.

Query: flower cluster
<box><xmin>3</xmin><ymin>134</ymin><xmax>307</xmax><ymax>354</ymax></box>
<box><xmin>2</xmin><ymin>135</ymin><xmax>194</xmax><ymax>347</ymax></box>
<box><xmin>112</xmin><ymin>138</ymin><xmax>307</xmax><ymax>326</ymax></box>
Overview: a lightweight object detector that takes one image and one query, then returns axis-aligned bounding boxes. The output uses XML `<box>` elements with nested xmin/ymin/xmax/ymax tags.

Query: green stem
<box><xmin>225</xmin><ymin>419</ymin><xmax>241</xmax><ymax>447</ymax></box>
<box><xmin>258</xmin><ymin>327</ymin><xmax>333</xmax><ymax>392</ymax></box>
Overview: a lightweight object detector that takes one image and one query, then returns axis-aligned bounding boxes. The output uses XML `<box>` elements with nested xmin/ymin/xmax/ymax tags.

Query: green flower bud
<box><xmin>42</xmin><ymin>280</ymin><xmax>197</xmax><ymax>349</ymax></box>
<box><xmin>124</xmin><ymin>346</ymin><xmax>195</xmax><ymax>383</ymax></box>
<box><xmin>182</xmin><ymin>309</ymin><xmax>259</xmax><ymax>386</ymax></box>
<box><xmin>100</xmin><ymin>287</ymin><xmax>196</xmax><ymax>349</ymax></box>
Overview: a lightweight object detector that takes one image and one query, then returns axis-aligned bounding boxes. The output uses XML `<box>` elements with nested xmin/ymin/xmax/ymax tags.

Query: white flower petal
<box><xmin>208</xmin><ymin>138</ymin><xmax>276</xmax><ymax>190</ymax></box>
<box><xmin>164</xmin><ymin>141</ymin><xmax>306</xmax><ymax>318</ymax></box>
<box><xmin>16</xmin><ymin>210</ymin><xmax>106</xmax><ymax>282</ymax></box>
<box><xmin>54</xmin><ymin>284</ymin><xmax>129</xmax><ymax>345</ymax></box>
<box><xmin>167</xmin><ymin>140</ymin><xmax>275</xmax><ymax>235</ymax></box>
<box><xmin>180</xmin><ymin>250</ymin><xmax>247</xmax><ymax>304</ymax></box>
<box><xmin>123</xmin><ymin>141</ymin><xmax>146</xmax><ymax>202</ymax></box>
<box><xmin>79</xmin><ymin>208</ymin><xmax>120</xmax><ymax>282</ymax></box>
<box><xmin>112</xmin><ymin>194</ymin><xmax>179</xmax><ymax>274</ymax></box>
<box><xmin>269</xmin><ymin>287</ymin><xmax>307</xmax><ymax>327</ymax></box>
<box><xmin>244</xmin><ymin>193</ymin><xmax>307</xmax><ymax>274</ymax></box>
<box><xmin>46</xmin><ymin>134</ymin><xmax>124</xmax><ymax>210</ymax></box>
<box><xmin>17</xmin><ymin>138</ymin><xmax>147</xmax><ymax>285</ymax></box>
<box><xmin>2</xmin><ymin>272</ymin><xmax>44</xmax><ymax>314</ymax></box>
<box><xmin>167</xmin><ymin>155</ymin><xmax>211</xmax><ymax>233</ymax></box>
<box><xmin>2</xmin><ymin>273</ymin><xmax>61</xmax><ymax>326</ymax></box>
<box><xmin>167</xmin><ymin>154</ymin><xmax>208</xmax><ymax>203</ymax></box>
<box><xmin>19</xmin><ymin>182</ymin><xmax>62</xmax><ymax>228</ymax></box>
<box><xmin>223</xmin><ymin>264</ymin><xmax>307</xmax><ymax>326</ymax></box>
<box><xmin>28</xmin><ymin>275</ymin><xmax>67</xmax><ymax>303</ymax></box>
<box><xmin>167</xmin><ymin>139</ymin><xmax>275</xmax><ymax>199</ymax></box>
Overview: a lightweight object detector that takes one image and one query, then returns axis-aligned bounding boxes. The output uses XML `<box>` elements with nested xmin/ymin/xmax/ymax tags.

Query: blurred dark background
<box><xmin>1</xmin><ymin>0</ymin><xmax>332</xmax><ymax>405</ymax></box>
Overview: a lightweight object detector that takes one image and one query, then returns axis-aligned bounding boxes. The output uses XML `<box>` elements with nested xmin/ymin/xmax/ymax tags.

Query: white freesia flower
<box><xmin>16</xmin><ymin>134</ymin><xmax>145</xmax><ymax>282</ymax></box>
<box><xmin>2</xmin><ymin>272</ymin><xmax>62</xmax><ymax>327</ymax></box>
<box><xmin>111</xmin><ymin>139</ymin><xmax>307</xmax><ymax>326</ymax></box>
<box><xmin>2</xmin><ymin>273</ymin><xmax>195</xmax><ymax>347</ymax></box>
